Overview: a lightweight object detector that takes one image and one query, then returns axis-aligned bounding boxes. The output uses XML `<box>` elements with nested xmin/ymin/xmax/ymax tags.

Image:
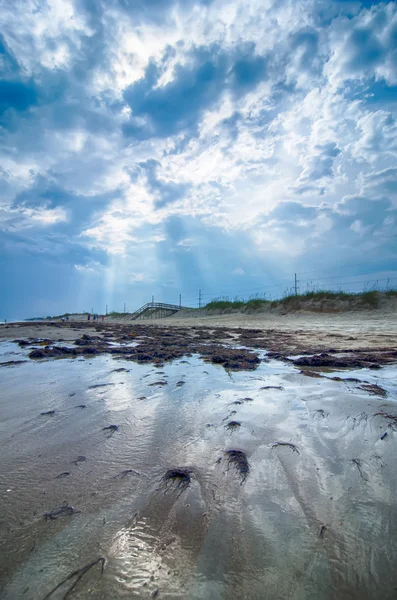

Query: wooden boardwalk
<box><xmin>129</xmin><ymin>302</ymin><xmax>188</xmax><ymax>320</ymax></box>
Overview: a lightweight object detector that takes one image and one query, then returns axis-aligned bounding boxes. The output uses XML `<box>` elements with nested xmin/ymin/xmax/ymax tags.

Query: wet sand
<box><xmin>1</xmin><ymin>318</ymin><xmax>397</xmax><ymax>599</ymax></box>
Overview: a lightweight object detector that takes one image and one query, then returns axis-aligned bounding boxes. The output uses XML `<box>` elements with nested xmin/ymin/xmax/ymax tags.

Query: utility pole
<box><xmin>179</xmin><ymin>293</ymin><xmax>181</xmax><ymax>308</ymax></box>
<box><xmin>152</xmin><ymin>295</ymin><xmax>154</xmax><ymax>305</ymax></box>
<box><xmin>294</xmin><ymin>273</ymin><xmax>298</xmax><ymax>296</ymax></box>
<box><xmin>105</xmin><ymin>304</ymin><xmax>108</xmax><ymax>315</ymax></box>
<box><xmin>123</xmin><ymin>302</ymin><xmax>126</xmax><ymax>313</ymax></box>
<box><xmin>91</xmin><ymin>307</ymin><xmax>93</xmax><ymax>314</ymax></box>
<box><xmin>198</xmin><ymin>289</ymin><xmax>202</xmax><ymax>308</ymax></box>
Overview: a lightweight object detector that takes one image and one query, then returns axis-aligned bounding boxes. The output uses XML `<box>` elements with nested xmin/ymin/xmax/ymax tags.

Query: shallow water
<box><xmin>1</xmin><ymin>342</ymin><xmax>397</xmax><ymax>599</ymax></box>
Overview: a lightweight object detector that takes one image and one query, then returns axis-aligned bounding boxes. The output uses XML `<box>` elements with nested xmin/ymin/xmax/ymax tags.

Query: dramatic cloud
<box><xmin>0</xmin><ymin>0</ymin><xmax>396</xmax><ymax>318</ymax></box>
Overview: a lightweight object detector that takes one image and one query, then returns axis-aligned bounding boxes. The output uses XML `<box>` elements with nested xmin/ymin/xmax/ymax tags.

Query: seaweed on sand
<box><xmin>260</xmin><ymin>386</ymin><xmax>284</xmax><ymax>391</ymax></box>
<box><xmin>271</xmin><ymin>442</ymin><xmax>300</xmax><ymax>454</ymax></box>
<box><xmin>72</xmin><ymin>455</ymin><xmax>86</xmax><ymax>465</ymax></box>
<box><xmin>374</xmin><ymin>411</ymin><xmax>397</xmax><ymax>429</ymax></box>
<box><xmin>230</xmin><ymin>397</ymin><xmax>253</xmax><ymax>406</ymax></box>
<box><xmin>102</xmin><ymin>424</ymin><xmax>119</xmax><ymax>434</ymax></box>
<box><xmin>113</xmin><ymin>469</ymin><xmax>140</xmax><ymax>478</ymax></box>
<box><xmin>161</xmin><ymin>468</ymin><xmax>192</xmax><ymax>496</ymax></box>
<box><xmin>41</xmin><ymin>410</ymin><xmax>55</xmax><ymax>416</ymax></box>
<box><xmin>351</xmin><ymin>458</ymin><xmax>368</xmax><ymax>481</ymax></box>
<box><xmin>44</xmin><ymin>503</ymin><xmax>80</xmax><ymax>521</ymax></box>
<box><xmin>88</xmin><ymin>383</ymin><xmax>115</xmax><ymax>389</ymax></box>
<box><xmin>43</xmin><ymin>557</ymin><xmax>105</xmax><ymax>600</ymax></box>
<box><xmin>359</xmin><ymin>383</ymin><xmax>387</xmax><ymax>397</ymax></box>
<box><xmin>319</xmin><ymin>525</ymin><xmax>327</xmax><ymax>538</ymax></box>
<box><xmin>226</xmin><ymin>421</ymin><xmax>241</xmax><ymax>431</ymax></box>
<box><xmin>225</xmin><ymin>450</ymin><xmax>250</xmax><ymax>482</ymax></box>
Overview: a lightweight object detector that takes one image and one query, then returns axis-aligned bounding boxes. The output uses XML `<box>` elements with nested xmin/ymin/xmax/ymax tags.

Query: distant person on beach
<box><xmin>87</xmin><ymin>314</ymin><xmax>90</xmax><ymax>321</ymax></box>
<box><xmin>102</xmin><ymin>315</ymin><xmax>105</xmax><ymax>321</ymax></box>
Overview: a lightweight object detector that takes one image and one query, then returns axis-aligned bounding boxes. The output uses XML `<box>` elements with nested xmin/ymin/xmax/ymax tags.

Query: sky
<box><xmin>1</xmin><ymin>0</ymin><xmax>397</xmax><ymax>319</ymax></box>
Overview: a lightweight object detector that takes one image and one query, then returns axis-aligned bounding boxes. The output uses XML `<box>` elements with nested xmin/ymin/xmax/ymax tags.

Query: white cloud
<box><xmin>1</xmin><ymin>0</ymin><xmax>397</xmax><ymax>295</ymax></box>
<box><xmin>326</xmin><ymin>3</ymin><xmax>397</xmax><ymax>88</ymax></box>
<box><xmin>74</xmin><ymin>260</ymin><xmax>103</xmax><ymax>273</ymax></box>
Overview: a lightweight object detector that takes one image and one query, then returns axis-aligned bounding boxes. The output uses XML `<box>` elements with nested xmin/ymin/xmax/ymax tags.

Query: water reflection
<box><xmin>1</xmin><ymin>341</ymin><xmax>397</xmax><ymax>599</ymax></box>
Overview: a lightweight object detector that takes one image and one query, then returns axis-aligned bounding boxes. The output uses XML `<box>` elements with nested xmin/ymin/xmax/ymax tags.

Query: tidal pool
<box><xmin>0</xmin><ymin>342</ymin><xmax>396</xmax><ymax>599</ymax></box>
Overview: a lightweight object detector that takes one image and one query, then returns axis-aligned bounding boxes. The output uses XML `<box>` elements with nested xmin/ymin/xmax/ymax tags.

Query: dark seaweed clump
<box><xmin>225</xmin><ymin>450</ymin><xmax>249</xmax><ymax>482</ymax></box>
<box><xmin>44</xmin><ymin>503</ymin><xmax>79</xmax><ymax>521</ymax></box>
<box><xmin>226</xmin><ymin>421</ymin><xmax>241</xmax><ymax>431</ymax></box>
<box><xmin>102</xmin><ymin>424</ymin><xmax>119</xmax><ymax>434</ymax></box>
<box><xmin>162</xmin><ymin>468</ymin><xmax>192</xmax><ymax>494</ymax></box>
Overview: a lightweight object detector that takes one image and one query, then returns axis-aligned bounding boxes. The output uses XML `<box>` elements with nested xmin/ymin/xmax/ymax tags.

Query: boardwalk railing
<box><xmin>129</xmin><ymin>302</ymin><xmax>188</xmax><ymax>320</ymax></box>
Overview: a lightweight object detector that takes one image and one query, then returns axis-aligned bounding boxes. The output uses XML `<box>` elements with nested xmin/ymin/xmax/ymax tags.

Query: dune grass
<box><xmin>204</xmin><ymin>288</ymin><xmax>397</xmax><ymax>311</ymax></box>
<box><xmin>204</xmin><ymin>299</ymin><xmax>246</xmax><ymax>310</ymax></box>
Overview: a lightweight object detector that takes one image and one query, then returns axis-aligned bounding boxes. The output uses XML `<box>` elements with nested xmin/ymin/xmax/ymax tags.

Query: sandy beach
<box><xmin>1</xmin><ymin>312</ymin><xmax>397</xmax><ymax>599</ymax></box>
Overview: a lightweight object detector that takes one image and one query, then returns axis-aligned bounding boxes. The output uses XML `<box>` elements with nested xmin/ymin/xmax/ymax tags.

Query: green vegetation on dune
<box><xmin>205</xmin><ymin>295</ymin><xmax>269</xmax><ymax>310</ymax></box>
<box><xmin>204</xmin><ymin>298</ymin><xmax>247</xmax><ymax>310</ymax></box>
<box><xmin>204</xmin><ymin>289</ymin><xmax>397</xmax><ymax>311</ymax></box>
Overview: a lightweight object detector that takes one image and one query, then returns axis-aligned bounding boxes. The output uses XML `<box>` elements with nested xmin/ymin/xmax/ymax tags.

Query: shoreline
<box><xmin>1</xmin><ymin>311</ymin><xmax>397</xmax><ymax>369</ymax></box>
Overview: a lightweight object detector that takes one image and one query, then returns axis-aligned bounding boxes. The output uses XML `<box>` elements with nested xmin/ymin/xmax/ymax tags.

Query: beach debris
<box><xmin>149</xmin><ymin>381</ymin><xmax>168</xmax><ymax>386</ymax></box>
<box><xmin>0</xmin><ymin>360</ymin><xmax>27</xmax><ymax>367</ymax></box>
<box><xmin>231</xmin><ymin>397</ymin><xmax>253</xmax><ymax>406</ymax></box>
<box><xmin>75</xmin><ymin>404</ymin><xmax>87</xmax><ymax>409</ymax></box>
<box><xmin>176</xmin><ymin>380</ymin><xmax>185</xmax><ymax>386</ymax></box>
<box><xmin>102</xmin><ymin>424</ymin><xmax>119</xmax><ymax>434</ymax></box>
<box><xmin>162</xmin><ymin>468</ymin><xmax>192</xmax><ymax>495</ymax></box>
<box><xmin>271</xmin><ymin>442</ymin><xmax>300</xmax><ymax>454</ymax></box>
<box><xmin>319</xmin><ymin>525</ymin><xmax>327</xmax><ymax>538</ymax></box>
<box><xmin>225</xmin><ymin>450</ymin><xmax>250</xmax><ymax>482</ymax></box>
<box><xmin>351</xmin><ymin>458</ymin><xmax>368</xmax><ymax>481</ymax></box>
<box><xmin>111</xmin><ymin>367</ymin><xmax>130</xmax><ymax>372</ymax></box>
<box><xmin>381</xmin><ymin>432</ymin><xmax>388</xmax><ymax>440</ymax></box>
<box><xmin>42</xmin><ymin>557</ymin><xmax>105</xmax><ymax>600</ymax></box>
<box><xmin>374</xmin><ymin>411</ymin><xmax>397</xmax><ymax>429</ymax></box>
<box><xmin>29</xmin><ymin>349</ymin><xmax>47</xmax><ymax>358</ymax></box>
<box><xmin>315</xmin><ymin>409</ymin><xmax>328</xmax><ymax>418</ymax></box>
<box><xmin>88</xmin><ymin>383</ymin><xmax>115</xmax><ymax>389</ymax></box>
<box><xmin>41</xmin><ymin>410</ymin><xmax>55</xmax><ymax>416</ymax></box>
<box><xmin>226</xmin><ymin>421</ymin><xmax>241</xmax><ymax>431</ymax></box>
<box><xmin>222</xmin><ymin>411</ymin><xmax>237</xmax><ymax>422</ymax></box>
<box><xmin>260</xmin><ymin>386</ymin><xmax>284</xmax><ymax>391</ymax></box>
<box><xmin>300</xmin><ymin>369</ymin><xmax>324</xmax><ymax>378</ymax></box>
<box><xmin>359</xmin><ymin>383</ymin><xmax>387</xmax><ymax>397</ymax></box>
<box><xmin>72</xmin><ymin>455</ymin><xmax>86</xmax><ymax>465</ymax></box>
<box><xmin>206</xmin><ymin>348</ymin><xmax>260</xmax><ymax>371</ymax></box>
<box><xmin>56</xmin><ymin>472</ymin><xmax>71</xmax><ymax>478</ymax></box>
<box><xmin>152</xmin><ymin>590</ymin><xmax>159</xmax><ymax>598</ymax></box>
<box><xmin>44</xmin><ymin>503</ymin><xmax>80</xmax><ymax>521</ymax></box>
<box><xmin>113</xmin><ymin>469</ymin><xmax>140</xmax><ymax>478</ymax></box>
